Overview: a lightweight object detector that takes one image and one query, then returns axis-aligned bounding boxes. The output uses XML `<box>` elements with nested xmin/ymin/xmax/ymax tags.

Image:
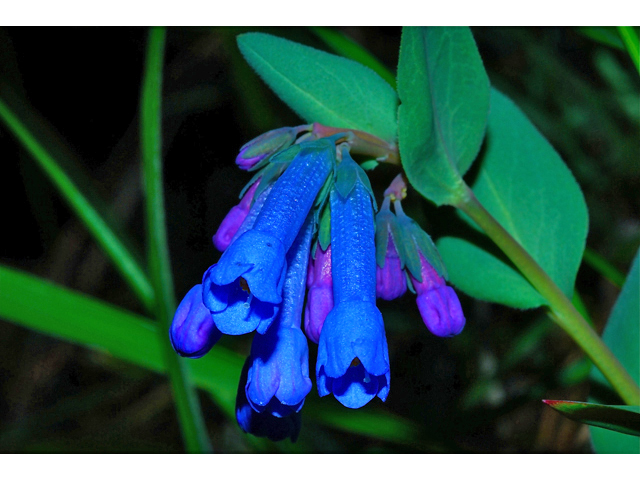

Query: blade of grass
<box><xmin>310</xmin><ymin>27</ymin><xmax>397</xmax><ymax>89</ymax></box>
<box><xmin>140</xmin><ymin>27</ymin><xmax>212</xmax><ymax>453</ymax></box>
<box><xmin>0</xmin><ymin>96</ymin><xmax>154</xmax><ymax>311</ymax></box>
<box><xmin>617</xmin><ymin>27</ymin><xmax>640</xmax><ymax>75</ymax></box>
<box><xmin>583</xmin><ymin>247</ymin><xmax>626</xmax><ymax>289</ymax></box>
<box><xmin>0</xmin><ymin>264</ymin><xmax>423</xmax><ymax>448</ymax></box>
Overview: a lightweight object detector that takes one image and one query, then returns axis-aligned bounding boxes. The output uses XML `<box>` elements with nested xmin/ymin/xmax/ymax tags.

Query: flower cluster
<box><xmin>170</xmin><ymin>125</ymin><xmax>466</xmax><ymax>441</ymax></box>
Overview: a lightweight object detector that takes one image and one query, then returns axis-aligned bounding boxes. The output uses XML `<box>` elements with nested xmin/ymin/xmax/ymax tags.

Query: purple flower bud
<box><xmin>376</xmin><ymin>236</ymin><xmax>407</xmax><ymax>300</ymax></box>
<box><xmin>304</xmin><ymin>245</ymin><xmax>333</xmax><ymax>344</ymax></box>
<box><xmin>410</xmin><ymin>253</ymin><xmax>465</xmax><ymax>337</ymax></box>
<box><xmin>236</xmin><ymin>127</ymin><xmax>298</xmax><ymax>170</ymax></box>
<box><xmin>169</xmin><ymin>284</ymin><xmax>223</xmax><ymax>358</ymax></box>
<box><xmin>212</xmin><ymin>180</ymin><xmax>260</xmax><ymax>252</ymax></box>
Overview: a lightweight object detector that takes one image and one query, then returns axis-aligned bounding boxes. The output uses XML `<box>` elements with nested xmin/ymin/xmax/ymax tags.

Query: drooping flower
<box><xmin>244</xmin><ymin>216</ymin><xmax>314</xmax><ymax>417</ymax></box>
<box><xmin>235</xmin><ymin>126</ymin><xmax>301</xmax><ymax>170</ymax></box>
<box><xmin>375</xmin><ymin>196</ymin><xmax>407</xmax><ymax>301</ymax></box>
<box><xmin>212</xmin><ymin>180</ymin><xmax>260</xmax><ymax>252</ymax></box>
<box><xmin>411</xmin><ymin>252</ymin><xmax>465</xmax><ymax>337</ymax></box>
<box><xmin>393</xmin><ymin>199</ymin><xmax>466</xmax><ymax>338</ymax></box>
<box><xmin>203</xmin><ymin>139</ymin><xmax>335</xmax><ymax>336</ymax></box>
<box><xmin>235</xmin><ymin>359</ymin><xmax>302</xmax><ymax>442</ymax></box>
<box><xmin>170</xmin><ymin>284</ymin><xmax>223</xmax><ymax>359</ymax></box>
<box><xmin>316</xmin><ymin>151</ymin><xmax>390</xmax><ymax>408</ymax></box>
<box><xmin>303</xmin><ymin>244</ymin><xmax>333</xmax><ymax>344</ymax></box>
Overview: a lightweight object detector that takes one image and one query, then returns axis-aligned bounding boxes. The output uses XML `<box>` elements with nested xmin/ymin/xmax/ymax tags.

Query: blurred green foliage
<box><xmin>0</xmin><ymin>27</ymin><xmax>638</xmax><ymax>452</ymax></box>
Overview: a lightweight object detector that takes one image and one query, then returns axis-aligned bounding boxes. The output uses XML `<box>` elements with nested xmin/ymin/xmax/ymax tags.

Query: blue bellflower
<box><xmin>203</xmin><ymin>140</ymin><xmax>335</xmax><ymax>336</ymax></box>
<box><xmin>244</xmin><ymin>217</ymin><xmax>314</xmax><ymax>417</ymax></box>
<box><xmin>235</xmin><ymin>359</ymin><xmax>302</xmax><ymax>442</ymax></box>
<box><xmin>316</xmin><ymin>154</ymin><xmax>390</xmax><ymax>408</ymax></box>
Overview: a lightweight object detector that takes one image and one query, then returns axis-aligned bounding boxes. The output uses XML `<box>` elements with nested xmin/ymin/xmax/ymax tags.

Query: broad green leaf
<box><xmin>577</xmin><ymin>27</ymin><xmax>625</xmax><ymax>50</ymax></box>
<box><xmin>590</xmin><ymin>250</ymin><xmax>640</xmax><ymax>453</ymax></box>
<box><xmin>438</xmin><ymin>89</ymin><xmax>588</xmax><ymax>308</ymax></box>
<box><xmin>544</xmin><ymin>400</ymin><xmax>640</xmax><ymax>437</ymax></box>
<box><xmin>0</xmin><ymin>264</ymin><xmax>422</xmax><ymax>448</ymax></box>
<box><xmin>237</xmin><ymin>32</ymin><xmax>398</xmax><ymax>142</ymax></box>
<box><xmin>397</xmin><ymin>27</ymin><xmax>490</xmax><ymax>206</ymax></box>
<box><xmin>310</xmin><ymin>27</ymin><xmax>397</xmax><ymax>89</ymax></box>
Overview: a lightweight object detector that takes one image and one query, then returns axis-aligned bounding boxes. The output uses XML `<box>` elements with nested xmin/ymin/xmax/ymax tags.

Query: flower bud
<box><xmin>376</xmin><ymin>236</ymin><xmax>407</xmax><ymax>301</ymax></box>
<box><xmin>236</xmin><ymin>126</ymin><xmax>298</xmax><ymax>170</ymax></box>
<box><xmin>410</xmin><ymin>253</ymin><xmax>465</xmax><ymax>337</ymax></box>
<box><xmin>169</xmin><ymin>284</ymin><xmax>223</xmax><ymax>358</ymax></box>
<box><xmin>212</xmin><ymin>180</ymin><xmax>260</xmax><ymax>252</ymax></box>
<box><xmin>304</xmin><ymin>245</ymin><xmax>333</xmax><ymax>343</ymax></box>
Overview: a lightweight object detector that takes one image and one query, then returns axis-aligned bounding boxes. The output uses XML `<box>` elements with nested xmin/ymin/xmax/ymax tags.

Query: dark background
<box><xmin>0</xmin><ymin>27</ymin><xmax>638</xmax><ymax>452</ymax></box>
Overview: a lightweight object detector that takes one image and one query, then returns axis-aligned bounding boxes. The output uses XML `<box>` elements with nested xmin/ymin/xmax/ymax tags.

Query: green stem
<box><xmin>583</xmin><ymin>247</ymin><xmax>626</xmax><ymax>289</ymax></box>
<box><xmin>140</xmin><ymin>27</ymin><xmax>212</xmax><ymax>453</ymax></box>
<box><xmin>617</xmin><ymin>27</ymin><xmax>640</xmax><ymax>76</ymax></box>
<box><xmin>455</xmin><ymin>184</ymin><xmax>640</xmax><ymax>405</ymax></box>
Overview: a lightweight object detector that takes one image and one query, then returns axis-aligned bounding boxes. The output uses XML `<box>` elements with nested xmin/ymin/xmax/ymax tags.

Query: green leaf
<box><xmin>237</xmin><ymin>32</ymin><xmax>398</xmax><ymax>142</ymax></box>
<box><xmin>397</xmin><ymin>27</ymin><xmax>490</xmax><ymax>206</ymax></box>
<box><xmin>0</xmin><ymin>264</ymin><xmax>423</xmax><ymax>449</ymax></box>
<box><xmin>577</xmin><ymin>27</ymin><xmax>625</xmax><ymax>50</ymax></box>
<box><xmin>544</xmin><ymin>400</ymin><xmax>640</xmax><ymax>437</ymax></box>
<box><xmin>437</xmin><ymin>89</ymin><xmax>589</xmax><ymax>308</ymax></box>
<box><xmin>590</xmin><ymin>250</ymin><xmax>640</xmax><ymax>453</ymax></box>
<box><xmin>310</xmin><ymin>27</ymin><xmax>397</xmax><ymax>89</ymax></box>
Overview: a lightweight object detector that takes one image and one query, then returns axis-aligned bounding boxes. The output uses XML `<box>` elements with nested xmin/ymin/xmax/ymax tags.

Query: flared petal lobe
<box><xmin>316</xmin><ymin>300</ymin><xmax>390</xmax><ymax>408</ymax></box>
<box><xmin>235</xmin><ymin>360</ymin><xmax>301</xmax><ymax>442</ymax></box>
<box><xmin>169</xmin><ymin>284</ymin><xmax>222</xmax><ymax>358</ymax></box>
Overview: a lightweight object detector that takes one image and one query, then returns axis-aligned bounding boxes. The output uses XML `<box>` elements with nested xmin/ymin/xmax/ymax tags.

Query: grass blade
<box><xmin>0</xmin><ymin>96</ymin><xmax>154</xmax><ymax>311</ymax></box>
<box><xmin>140</xmin><ymin>27</ymin><xmax>211</xmax><ymax>453</ymax></box>
<box><xmin>617</xmin><ymin>27</ymin><xmax>640</xmax><ymax>75</ymax></box>
<box><xmin>0</xmin><ymin>264</ymin><xmax>423</xmax><ymax>449</ymax></box>
<box><xmin>583</xmin><ymin>247</ymin><xmax>626</xmax><ymax>289</ymax></box>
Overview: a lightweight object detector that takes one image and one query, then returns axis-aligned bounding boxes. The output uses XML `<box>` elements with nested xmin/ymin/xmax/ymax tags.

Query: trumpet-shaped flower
<box><xmin>203</xmin><ymin>140</ymin><xmax>334</xmax><ymax>336</ymax></box>
<box><xmin>235</xmin><ymin>359</ymin><xmax>301</xmax><ymax>442</ymax></box>
<box><xmin>170</xmin><ymin>284</ymin><xmax>223</xmax><ymax>359</ymax></box>
<box><xmin>316</xmin><ymin>153</ymin><xmax>390</xmax><ymax>409</ymax></box>
<box><xmin>304</xmin><ymin>244</ymin><xmax>333</xmax><ymax>344</ymax></box>
<box><xmin>375</xmin><ymin>196</ymin><xmax>407</xmax><ymax>300</ymax></box>
<box><xmin>245</xmin><ymin>217</ymin><xmax>313</xmax><ymax>417</ymax></box>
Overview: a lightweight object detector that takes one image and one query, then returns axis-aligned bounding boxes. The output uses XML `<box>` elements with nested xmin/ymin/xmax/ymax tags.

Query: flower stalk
<box><xmin>454</xmin><ymin>183</ymin><xmax>640</xmax><ymax>405</ymax></box>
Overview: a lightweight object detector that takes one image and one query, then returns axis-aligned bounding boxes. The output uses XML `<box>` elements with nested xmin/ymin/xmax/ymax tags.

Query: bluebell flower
<box><xmin>303</xmin><ymin>244</ymin><xmax>333</xmax><ymax>344</ymax></box>
<box><xmin>244</xmin><ymin>217</ymin><xmax>314</xmax><ymax>417</ymax></box>
<box><xmin>203</xmin><ymin>140</ymin><xmax>335</xmax><ymax>336</ymax></box>
<box><xmin>170</xmin><ymin>284</ymin><xmax>223</xmax><ymax>359</ymax></box>
<box><xmin>235</xmin><ymin>359</ymin><xmax>302</xmax><ymax>442</ymax></box>
<box><xmin>316</xmin><ymin>151</ymin><xmax>390</xmax><ymax>408</ymax></box>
